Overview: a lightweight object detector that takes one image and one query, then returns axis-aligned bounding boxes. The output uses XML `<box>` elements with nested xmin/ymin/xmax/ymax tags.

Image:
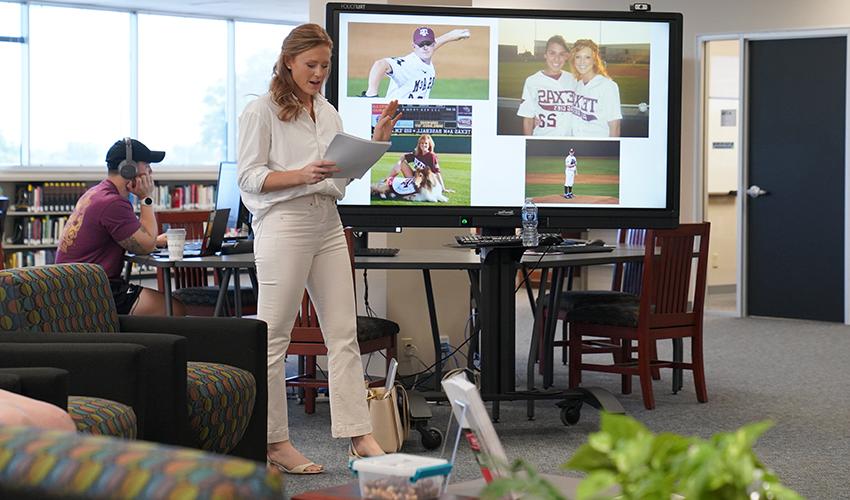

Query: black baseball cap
<box><xmin>106</xmin><ymin>138</ymin><xmax>166</xmax><ymax>169</ymax></box>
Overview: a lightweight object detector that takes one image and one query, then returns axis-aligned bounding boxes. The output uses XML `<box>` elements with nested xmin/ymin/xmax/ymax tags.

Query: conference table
<box><xmin>127</xmin><ymin>243</ymin><xmax>647</xmax><ymax>419</ymax></box>
<box><xmin>355</xmin><ymin>244</ymin><xmax>646</xmax><ymax>420</ymax></box>
<box><xmin>125</xmin><ymin>253</ymin><xmax>256</xmax><ymax>317</ymax></box>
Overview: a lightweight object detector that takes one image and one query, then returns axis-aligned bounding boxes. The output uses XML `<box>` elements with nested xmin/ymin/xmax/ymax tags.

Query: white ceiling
<box><xmin>41</xmin><ymin>0</ymin><xmax>309</xmax><ymax>23</ymax></box>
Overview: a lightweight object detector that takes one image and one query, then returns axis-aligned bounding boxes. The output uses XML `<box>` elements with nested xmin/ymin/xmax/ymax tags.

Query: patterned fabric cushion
<box><xmin>68</xmin><ymin>395</ymin><xmax>137</xmax><ymax>439</ymax></box>
<box><xmin>1</xmin><ymin>264</ymin><xmax>120</xmax><ymax>333</ymax></box>
<box><xmin>186</xmin><ymin>362</ymin><xmax>256</xmax><ymax>454</ymax></box>
<box><xmin>0</xmin><ymin>426</ymin><xmax>284</xmax><ymax>499</ymax></box>
<box><xmin>0</xmin><ymin>273</ymin><xmax>23</xmax><ymax>332</ymax></box>
<box><xmin>357</xmin><ymin>315</ymin><xmax>400</xmax><ymax>342</ymax></box>
<box><xmin>567</xmin><ymin>302</ymin><xmax>641</xmax><ymax>328</ymax></box>
<box><xmin>173</xmin><ymin>286</ymin><xmax>257</xmax><ymax>307</ymax></box>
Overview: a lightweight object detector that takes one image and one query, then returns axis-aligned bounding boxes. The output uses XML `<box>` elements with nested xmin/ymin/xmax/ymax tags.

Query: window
<box><xmin>138</xmin><ymin>14</ymin><xmax>227</xmax><ymax>166</ymax></box>
<box><xmin>235</xmin><ymin>22</ymin><xmax>293</xmax><ymax>117</ymax></box>
<box><xmin>0</xmin><ymin>1</ymin><xmax>21</xmax><ymax>165</ymax></box>
<box><xmin>0</xmin><ymin>2</ymin><xmax>20</xmax><ymax>35</ymax></box>
<box><xmin>29</xmin><ymin>6</ymin><xmax>130</xmax><ymax>166</ymax></box>
<box><xmin>0</xmin><ymin>2</ymin><xmax>298</xmax><ymax>168</ymax></box>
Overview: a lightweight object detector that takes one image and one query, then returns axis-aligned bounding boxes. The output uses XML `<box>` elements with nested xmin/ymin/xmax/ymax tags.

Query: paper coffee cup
<box><xmin>166</xmin><ymin>228</ymin><xmax>187</xmax><ymax>260</ymax></box>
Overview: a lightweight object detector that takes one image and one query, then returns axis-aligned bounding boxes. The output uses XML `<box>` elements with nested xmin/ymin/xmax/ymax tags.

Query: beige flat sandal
<box><xmin>267</xmin><ymin>456</ymin><xmax>324</xmax><ymax>475</ymax></box>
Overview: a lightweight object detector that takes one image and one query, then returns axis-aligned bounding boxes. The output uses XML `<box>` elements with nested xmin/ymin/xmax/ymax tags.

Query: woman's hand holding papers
<box><xmin>372</xmin><ymin>100</ymin><xmax>402</xmax><ymax>142</ymax></box>
<box><xmin>300</xmin><ymin>160</ymin><xmax>340</xmax><ymax>185</ymax></box>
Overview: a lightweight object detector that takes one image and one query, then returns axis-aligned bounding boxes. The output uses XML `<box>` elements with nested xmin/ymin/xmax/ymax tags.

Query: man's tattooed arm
<box><xmin>118</xmin><ymin>227</ymin><xmax>156</xmax><ymax>254</ymax></box>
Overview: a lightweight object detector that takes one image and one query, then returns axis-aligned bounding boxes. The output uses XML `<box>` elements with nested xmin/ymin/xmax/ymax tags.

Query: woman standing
<box><xmin>569</xmin><ymin>39</ymin><xmax>622</xmax><ymax>137</ymax></box>
<box><xmin>238</xmin><ymin>23</ymin><xmax>400</xmax><ymax>475</ymax></box>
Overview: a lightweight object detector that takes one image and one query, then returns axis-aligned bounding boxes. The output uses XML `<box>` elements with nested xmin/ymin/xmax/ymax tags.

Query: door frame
<box><xmin>696</xmin><ymin>29</ymin><xmax>850</xmax><ymax>324</ymax></box>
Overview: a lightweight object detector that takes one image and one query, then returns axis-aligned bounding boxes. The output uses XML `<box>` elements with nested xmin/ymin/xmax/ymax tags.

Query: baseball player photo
<box><xmin>564</xmin><ymin>147</ymin><xmax>577</xmax><ymax>198</ymax></box>
<box><xmin>524</xmin><ymin>139</ymin><xmax>620</xmax><ymax>204</ymax></box>
<box><xmin>345</xmin><ymin>23</ymin><xmax>490</xmax><ymax>100</ymax></box>
<box><xmin>516</xmin><ymin>35</ymin><xmax>577</xmax><ymax>136</ymax></box>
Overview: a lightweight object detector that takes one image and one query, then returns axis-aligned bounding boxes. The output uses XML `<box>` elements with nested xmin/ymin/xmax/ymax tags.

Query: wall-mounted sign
<box><xmin>712</xmin><ymin>141</ymin><xmax>734</xmax><ymax>149</ymax></box>
<box><xmin>721</xmin><ymin>109</ymin><xmax>736</xmax><ymax>127</ymax></box>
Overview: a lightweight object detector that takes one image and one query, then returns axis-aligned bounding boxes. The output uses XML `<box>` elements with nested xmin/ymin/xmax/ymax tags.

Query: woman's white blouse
<box><xmin>237</xmin><ymin>92</ymin><xmax>346</xmax><ymax>223</ymax></box>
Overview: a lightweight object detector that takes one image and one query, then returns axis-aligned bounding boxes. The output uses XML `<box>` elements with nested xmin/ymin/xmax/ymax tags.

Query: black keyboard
<box><xmin>220</xmin><ymin>239</ymin><xmax>254</xmax><ymax>255</ymax></box>
<box><xmin>354</xmin><ymin>247</ymin><xmax>400</xmax><ymax>257</ymax></box>
<box><xmin>454</xmin><ymin>233</ymin><xmax>563</xmax><ymax>247</ymax></box>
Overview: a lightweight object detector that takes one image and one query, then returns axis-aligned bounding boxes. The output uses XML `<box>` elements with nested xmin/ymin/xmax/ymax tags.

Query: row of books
<box><xmin>12</xmin><ymin>183</ymin><xmax>217</xmax><ymax>212</ymax></box>
<box><xmin>6</xmin><ymin>216</ymin><xmax>68</xmax><ymax>245</ymax></box>
<box><xmin>3</xmin><ymin>249</ymin><xmax>56</xmax><ymax>269</ymax></box>
<box><xmin>128</xmin><ymin>184</ymin><xmax>217</xmax><ymax>210</ymax></box>
<box><xmin>14</xmin><ymin>183</ymin><xmax>92</xmax><ymax>212</ymax></box>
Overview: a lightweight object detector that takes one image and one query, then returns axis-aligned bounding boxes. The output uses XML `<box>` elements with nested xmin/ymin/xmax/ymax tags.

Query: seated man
<box><xmin>55</xmin><ymin>138</ymin><xmax>185</xmax><ymax>316</ymax></box>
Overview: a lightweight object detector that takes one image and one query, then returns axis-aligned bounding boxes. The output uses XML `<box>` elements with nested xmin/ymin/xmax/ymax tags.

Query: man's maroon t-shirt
<box><xmin>403</xmin><ymin>151</ymin><xmax>440</xmax><ymax>173</ymax></box>
<box><xmin>55</xmin><ymin>179</ymin><xmax>141</xmax><ymax>281</ymax></box>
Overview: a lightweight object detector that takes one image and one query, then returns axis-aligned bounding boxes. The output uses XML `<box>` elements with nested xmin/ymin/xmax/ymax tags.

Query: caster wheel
<box><xmin>420</xmin><ymin>427</ymin><xmax>443</xmax><ymax>450</ymax></box>
<box><xmin>560</xmin><ymin>404</ymin><xmax>581</xmax><ymax>426</ymax></box>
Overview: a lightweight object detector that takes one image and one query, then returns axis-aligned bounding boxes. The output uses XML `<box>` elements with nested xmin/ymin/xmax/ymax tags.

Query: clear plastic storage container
<box><xmin>350</xmin><ymin>453</ymin><xmax>452</xmax><ymax>499</ymax></box>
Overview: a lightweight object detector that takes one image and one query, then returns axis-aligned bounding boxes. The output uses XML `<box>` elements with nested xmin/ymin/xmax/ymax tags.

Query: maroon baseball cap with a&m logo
<box><xmin>413</xmin><ymin>27</ymin><xmax>435</xmax><ymax>45</ymax></box>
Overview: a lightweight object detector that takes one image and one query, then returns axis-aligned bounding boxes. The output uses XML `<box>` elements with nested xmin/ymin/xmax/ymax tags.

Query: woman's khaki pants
<box><xmin>253</xmin><ymin>194</ymin><xmax>371</xmax><ymax>444</ymax></box>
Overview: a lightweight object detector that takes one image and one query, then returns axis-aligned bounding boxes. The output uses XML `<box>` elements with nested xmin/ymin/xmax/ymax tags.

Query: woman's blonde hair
<box><xmin>415</xmin><ymin>134</ymin><xmax>435</xmax><ymax>156</ymax></box>
<box><xmin>570</xmin><ymin>39</ymin><xmax>610</xmax><ymax>79</ymax></box>
<box><xmin>269</xmin><ymin>23</ymin><xmax>333</xmax><ymax>122</ymax></box>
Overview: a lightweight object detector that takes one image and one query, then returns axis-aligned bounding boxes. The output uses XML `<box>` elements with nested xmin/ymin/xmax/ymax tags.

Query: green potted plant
<box><xmin>481</xmin><ymin>413</ymin><xmax>803</xmax><ymax>500</ymax></box>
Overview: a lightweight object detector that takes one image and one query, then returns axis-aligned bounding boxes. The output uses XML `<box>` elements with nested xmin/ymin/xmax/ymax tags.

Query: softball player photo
<box><xmin>496</xmin><ymin>19</ymin><xmax>651</xmax><ymax>137</ymax></box>
<box><xmin>570</xmin><ymin>39</ymin><xmax>623</xmax><ymax>137</ymax></box>
<box><xmin>345</xmin><ymin>23</ymin><xmax>490</xmax><ymax>100</ymax></box>
<box><xmin>516</xmin><ymin>35</ymin><xmax>577</xmax><ymax>136</ymax></box>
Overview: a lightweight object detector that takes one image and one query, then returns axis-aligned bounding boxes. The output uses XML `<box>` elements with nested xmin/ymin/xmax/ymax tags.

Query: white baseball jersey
<box><xmin>517</xmin><ymin>71</ymin><xmax>577</xmax><ymax>136</ymax></box>
<box><xmin>384</xmin><ymin>52</ymin><xmax>435</xmax><ymax>100</ymax></box>
<box><xmin>564</xmin><ymin>154</ymin><xmax>577</xmax><ymax>186</ymax></box>
<box><xmin>570</xmin><ymin>75</ymin><xmax>622</xmax><ymax>137</ymax></box>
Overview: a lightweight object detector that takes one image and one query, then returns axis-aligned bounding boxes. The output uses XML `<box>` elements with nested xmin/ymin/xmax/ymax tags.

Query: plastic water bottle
<box><xmin>521</xmin><ymin>198</ymin><xmax>539</xmax><ymax>247</ymax></box>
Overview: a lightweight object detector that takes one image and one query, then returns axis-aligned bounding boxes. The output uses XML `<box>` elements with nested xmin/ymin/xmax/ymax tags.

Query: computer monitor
<box><xmin>325</xmin><ymin>3</ymin><xmax>683</xmax><ymax>230</ymax></box>
<box><xmin>215</xmin><ymin>162</ymin><xmax>251</xmax><ymax>237</ymax></box>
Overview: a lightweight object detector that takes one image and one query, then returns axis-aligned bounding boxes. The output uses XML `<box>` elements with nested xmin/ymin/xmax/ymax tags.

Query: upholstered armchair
<box><xmin>0</xmin><ymin>425</ymin><xmax>284</xmax><ymax>499</ymax></box>
<box><xmin>0</xmin><ymin>263</ymin><xmax>267</xmax><ymax>461</ymax></box>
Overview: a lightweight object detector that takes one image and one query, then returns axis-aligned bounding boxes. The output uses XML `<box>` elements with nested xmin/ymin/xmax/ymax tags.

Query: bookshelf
<box><xmin>1</xmin><ymin>169</ymin><xmax>218</xmax><ymax>270</ymax></box>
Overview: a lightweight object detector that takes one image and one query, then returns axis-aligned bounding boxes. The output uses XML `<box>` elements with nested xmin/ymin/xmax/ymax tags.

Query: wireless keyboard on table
<box><xmin>454</xmin><ymin>233</ymin><xmax>563</xmax><ymax>247</ymax></box>
<box><xmin>354</xmin><ymin>247</ymin><xmax>400</xmax><ymax>257</ymax></box>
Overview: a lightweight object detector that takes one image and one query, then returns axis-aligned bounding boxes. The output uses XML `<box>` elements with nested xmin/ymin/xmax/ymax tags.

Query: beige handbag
<box><xmin>367</xmin><ymin>385</ymin><xmax>409</xmax><ymax>453</ymax></box>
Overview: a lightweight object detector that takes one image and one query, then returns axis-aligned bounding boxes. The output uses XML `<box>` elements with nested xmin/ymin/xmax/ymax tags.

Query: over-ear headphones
<box><xmin>118</xmin><ymin>137</ymin><xmax>138</xmax><ymax>180</ymax></box>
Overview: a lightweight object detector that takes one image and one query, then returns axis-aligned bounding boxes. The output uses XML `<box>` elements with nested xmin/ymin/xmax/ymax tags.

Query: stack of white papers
<box><xmin>323</xmin><ymin>132</ymin><xmax>391</xmax><ymax>179</ymax></box>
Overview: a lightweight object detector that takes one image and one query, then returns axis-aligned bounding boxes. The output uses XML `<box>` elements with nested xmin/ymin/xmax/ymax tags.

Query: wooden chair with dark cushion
<box><xmin>533</xmin><ymin>229</ymin><xmax>648</xmax><ymax>388</ymax></box>
<box><xmin>286</xmin><ymin>228</ymin><xmax>399</xmax><ymax>414</ymax></box>
<box><xmin>566</xmin><ymin>222</ymin><xmax>711</xmax><ymax>410</ymax></box>
<box><xmin>156</xmin><ymin>210</ymin><xmax>256</xmax><ymax>316</ymax></box>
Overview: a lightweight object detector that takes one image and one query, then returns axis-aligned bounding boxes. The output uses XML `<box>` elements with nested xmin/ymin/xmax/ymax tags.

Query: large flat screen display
<box><xmin>326</xmin><ymin>3</ymin><xmax>682</xmax><ymax>229</ymax></box>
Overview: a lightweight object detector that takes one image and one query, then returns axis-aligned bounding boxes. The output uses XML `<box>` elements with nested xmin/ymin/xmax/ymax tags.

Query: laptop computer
<box><xmin>155</xmin><ymin>208</ymin><xmax>230</xmax><ymax>258</ymax></box>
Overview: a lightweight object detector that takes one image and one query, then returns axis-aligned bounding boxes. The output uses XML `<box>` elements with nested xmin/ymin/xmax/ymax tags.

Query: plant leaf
<box><xmin>576</xmin><ymin>470</ymin><xmax>618</xmax><ymax>500</ymax></box>
<box><xmin>566</xmin><ymin>444</ymin><xmax>616</xmax><ymax>472</ymax></box>
<box><xmin>599</xmin><ymin>412</ymin><xmax>649</xmax><ymax>442</ymax></box>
